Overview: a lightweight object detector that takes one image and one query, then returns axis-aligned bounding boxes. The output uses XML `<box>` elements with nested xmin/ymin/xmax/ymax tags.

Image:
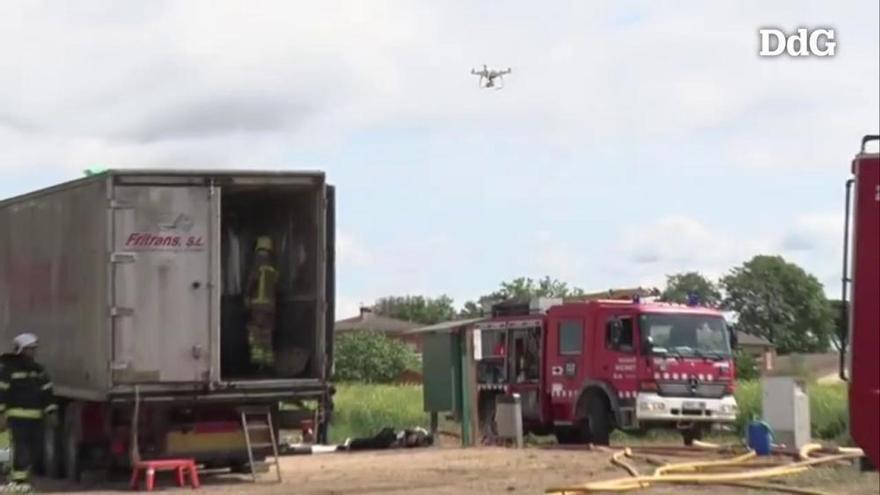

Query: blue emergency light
<box><xmin>686</xmin><ymin>293</ymin><xmax>700</xmax><ymax>307</ymax></box>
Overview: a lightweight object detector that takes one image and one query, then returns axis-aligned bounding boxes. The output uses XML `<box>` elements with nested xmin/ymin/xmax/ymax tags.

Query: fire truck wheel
<box><xmin>553</xmin><ymin>426</ymin><xmax>582</xmax><ymax>445</ymax></box>
<box><xmin>587</xmin><ymin>397</ymin><xmax>611</xmax><ymax>446</ymax></box>
<box><xmin>681</xmin><ymin>424</ymin><xmax>704</xmax><ymax>446</ymax></box>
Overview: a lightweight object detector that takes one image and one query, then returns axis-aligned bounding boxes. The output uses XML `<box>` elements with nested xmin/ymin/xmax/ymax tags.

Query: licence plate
<box><xmin>682</xmin><ymin>401</ymin><xmax>705</xmax><ymax>410</ymax></box>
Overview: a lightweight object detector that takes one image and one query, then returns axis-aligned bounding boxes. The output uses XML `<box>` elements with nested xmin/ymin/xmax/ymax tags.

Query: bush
<box><xmin>808</xmin><ymin>382</ymin><xmax>848</xmax><ymax>441</ymax></box>
<box><xmin>734</xmin><ymin>380</ymin><xmax>849</xmax><ymax>441</ymax></box>
<box><xmin>334</xmin><ymin>331</ymin><xmax>419</xmax><ymax>383</ymax></box>
<box><xmin>329</xmin><ymin>384</ymin><xmax>427</xmax><ymax>443</ymax></box>
<box><xmin>734</xmin><ymin>351</ymin><xmax>761</xmax><ymax>381</ymax></box>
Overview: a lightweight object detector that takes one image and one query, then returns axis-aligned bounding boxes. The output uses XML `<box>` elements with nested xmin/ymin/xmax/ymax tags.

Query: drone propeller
<box><xmin>471</xmin><ymin>65</ymin><xmax>510</xmax><ymax>89</ymax></box>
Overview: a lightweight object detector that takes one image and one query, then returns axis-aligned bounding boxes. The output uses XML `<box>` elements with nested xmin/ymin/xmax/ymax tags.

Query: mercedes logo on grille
<box><xmin>688</xmin><ymin>376</ymin><xmax>699</xmax><ymax>394</ymax></box>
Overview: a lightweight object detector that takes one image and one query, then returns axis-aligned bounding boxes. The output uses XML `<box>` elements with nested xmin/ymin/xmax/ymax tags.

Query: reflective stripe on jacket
<box><xmin>0</xmin><ymin>353</ymin><xmax>55</xmax><ymax>420</ymax></box>
<box><xmin>246</xmin><ymin>258</ymin><xmax>278</xmax><ymax>309</ymax></box>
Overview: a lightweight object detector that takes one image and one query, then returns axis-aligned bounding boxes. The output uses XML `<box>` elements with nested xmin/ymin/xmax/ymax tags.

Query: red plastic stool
<box><xmin>130</xmin><ymin>458</ymin><xmax>200</xmax><ymax>491</ymax></box>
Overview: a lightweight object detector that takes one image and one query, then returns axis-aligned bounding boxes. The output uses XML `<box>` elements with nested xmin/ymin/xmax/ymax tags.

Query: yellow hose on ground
<box><xmin>714</xmin><ymin>481</ymin><xmax>830</xmax><ymax>495</ymax></box>
<box><xmin>653</xmin><ymin>451</ymin><xmax>757</xmax><ymax>475</ymax></box>
<box><xmin>610</xmin><ymin>449</ymin><xmax>640</xmax><ymax>478</ymax></box>
<box><xmin>691</xmin><ymin>439</ymin><xmax>722</xmax><ymax>449</ymax></box>
<box><xmin>799</xmin><ymin>443</ymin><xmax>823</xmax><ymax>460</ymax></box>
<box><xmin>836</xmin><ymin>447</ymin><xmax>864</xmax><ymax>454</ymax></box>
<box><xmin>546</xmin><ymin>449</ymin><xmax>862</xmax><ymax>494</ymax></box>
<box><xmin>800</xmin><ymin>443</ymin><xmax>864</xmax><ymax>460</ymax></box>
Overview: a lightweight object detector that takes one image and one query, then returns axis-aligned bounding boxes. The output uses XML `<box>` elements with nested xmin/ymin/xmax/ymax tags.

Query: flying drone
<box><xmin>471</xmin><ymin>64</ymin><xmax>512</xmax><ymax>89</ymax></box>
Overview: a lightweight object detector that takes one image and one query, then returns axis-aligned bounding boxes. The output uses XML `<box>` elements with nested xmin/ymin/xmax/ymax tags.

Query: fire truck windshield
<box><xmin>639</xmin><ymin>313</ymin><xmax>731</xmax><ymax>359</ymax></box>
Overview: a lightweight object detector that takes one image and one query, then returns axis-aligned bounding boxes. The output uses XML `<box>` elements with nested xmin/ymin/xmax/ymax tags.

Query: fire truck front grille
<box><xmin>657</xmin><ymin>382</ymin><xmax>726</xmax><ymax>399</ymax></box>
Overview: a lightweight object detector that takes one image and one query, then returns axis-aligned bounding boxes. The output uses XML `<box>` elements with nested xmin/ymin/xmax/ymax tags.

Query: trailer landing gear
<box><xmin>41</xmin><ymin>417</ymin><xmax>62</xmax><ymax>479</ymax></box>
<box><xmin>63</xmin><ymin>402</ymin><xmax>83</xmax><ymax>481</ymax></box>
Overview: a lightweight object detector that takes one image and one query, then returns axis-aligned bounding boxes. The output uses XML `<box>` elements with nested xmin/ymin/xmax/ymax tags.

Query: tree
<box><xmin>734</xmin><ymin>351</ymin><xmax>761</xmax><ymax>381</ymax></box>
<box><xmin>459</xmin><ymin>300</ymin><xmax>485</xmax><ymax>318</ymax></box>
<box><xmin>460</xmin><ymin>276</ymin><xmax>585</xmax><ymax>317</ymax></box>
<box><xmin>721</xmin><ymin>255</ymin><xmax>833</xmax><ymax>354</ymax></box>
<box><xmin>333</xmin><ymin>331</ymin><xmax>419</xmax><ymax>383</ymax></box>
<box><xmin>660</xmin><ymin>272</ymin><xmax>722</xmax><ymax>306</ymax></box>
<box><xmin>373</xmin><ymin>295</ymin><xmax>456</xmax><ymax>325</ymax></box>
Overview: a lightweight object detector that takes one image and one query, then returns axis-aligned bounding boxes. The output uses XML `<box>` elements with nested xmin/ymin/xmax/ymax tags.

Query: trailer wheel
<box><xmin>587</xmin><ymin>396</ymin><xmax>611</xmax><ymax>446</ymax></box>
<box><xmin>63</xmin><ymin>402</ymin><xmax>83</xmax><ymax>481</ymax></box>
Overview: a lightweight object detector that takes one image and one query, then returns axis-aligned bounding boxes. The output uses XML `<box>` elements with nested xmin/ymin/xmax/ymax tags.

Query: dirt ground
<box><xmin>33</xmin><ymin>445</ymin><xmax>880</xmax><ymax>495</ymax></box>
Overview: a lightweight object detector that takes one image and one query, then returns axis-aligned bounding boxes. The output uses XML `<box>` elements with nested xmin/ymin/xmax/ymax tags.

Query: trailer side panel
<box><xmin>0</xmin><ymin>178</ymin><xmax>110</xmax><ymax>398</ymax></box>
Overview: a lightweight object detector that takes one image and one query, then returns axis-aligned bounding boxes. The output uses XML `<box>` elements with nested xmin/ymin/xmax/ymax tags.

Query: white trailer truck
<box><xmin>0</xmin><ymin>169</ymin><xmax>336</xmax><ymax>479</ymax></box>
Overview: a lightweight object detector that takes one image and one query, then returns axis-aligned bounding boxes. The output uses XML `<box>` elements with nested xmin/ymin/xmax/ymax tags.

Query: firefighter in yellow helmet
<box><xmin>244</xmin><ymin>236</ymin><xmax>279</xmax><ymax>372</ymax></box>
<box><xmin>0</xmin><ymin>333</ymin><xmax>58</xmax><ymax>489</ymax></box>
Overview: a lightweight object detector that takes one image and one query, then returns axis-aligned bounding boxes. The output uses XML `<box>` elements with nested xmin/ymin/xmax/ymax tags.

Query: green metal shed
<box><xmin>403</xmin><ymin>317</ymin><xmax>484</xmax><ymax>445</ymax></box>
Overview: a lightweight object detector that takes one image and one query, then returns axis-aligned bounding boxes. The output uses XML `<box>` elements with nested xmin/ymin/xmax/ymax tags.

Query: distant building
<box><xmin>737</xmin><ymin>332</ymin><xmax>776</xmax><ymax>371</ymax></box>
<box><xmin>334</xmin><ymin>307</ymin><xmax>423</xmax><ymax>351</ymax></box>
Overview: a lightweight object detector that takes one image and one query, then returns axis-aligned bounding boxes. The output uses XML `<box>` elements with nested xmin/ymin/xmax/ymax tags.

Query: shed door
<box><xmin>111</xmin><ymin>185</ymin><xmax>218</xmax><ymax>383</ymax></box>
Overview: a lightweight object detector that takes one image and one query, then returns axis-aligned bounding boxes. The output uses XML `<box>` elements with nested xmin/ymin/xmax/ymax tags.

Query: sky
<box><xmin>0</xmin><ymin>1</ymin><xmax>878</xmax><ymax>319</ymax></box>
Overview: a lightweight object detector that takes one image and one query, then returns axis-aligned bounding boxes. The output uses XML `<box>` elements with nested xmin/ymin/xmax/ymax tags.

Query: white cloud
<box><xmin>532</xmin><ymin>230</ymin><xmax>587</xmax><ymax>283</ymax></box>
<box><xmin>603</xmin><ymin>212</ymin><xmax>844</xmax><ymax>295</ymax></box>
<box><xmin>602</xmin><ymin>216</ymin><xmax>770</xmax><ymax>289</ymax></box>
<box><xmin>336</xmin><ymin>295</ymin><xmax>370</xmax><ymax>321</ymax></box>
<box><xmin>1</xmin><ymin>1</ymin><xmax>876</xmax><ymax>174</ymax></box>
<box><xmin>781</xmin><ymin>214</ymin><xmax>841</xmax><ymax>253</ymax></box>
<box><xmin>336</xmin><ymin>231</ymin><xmax>373</xmax><ymax>268</ymax></box>
<box><xmin>0</xmin><ymin>1</ymin><xmax>875</xmax><ymax>315</ymax></box>
<box><xmin>334</xmin><ymin>232</ymin><xmax>468</xmax><ymax>318</ymax></box>
<box><xmin>778</xmin><ymin>213</ymin><xmax>845</xmax><ymax>292</ymax></box>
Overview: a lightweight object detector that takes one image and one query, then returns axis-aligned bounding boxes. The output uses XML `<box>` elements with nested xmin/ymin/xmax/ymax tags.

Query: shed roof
<box><xmin>737</xmin><ymin>331</ymin><xmax>775</xmax><ymax>347</ymax></box>
<box><xmin>334</xmin><ymin>310</ymin><xmax>421</xmax><ymax>333</ymax></box>
<box><xmin>404</xmin><ymin>317</ymin><xmax>486</xmax><ymax>335</ymax></box>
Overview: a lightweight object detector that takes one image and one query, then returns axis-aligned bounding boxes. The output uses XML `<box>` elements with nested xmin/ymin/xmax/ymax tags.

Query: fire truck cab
<box><xmin>476</xmin><ymin>295</ymin><xmax>738</xmax><ymax>445</ymax></box>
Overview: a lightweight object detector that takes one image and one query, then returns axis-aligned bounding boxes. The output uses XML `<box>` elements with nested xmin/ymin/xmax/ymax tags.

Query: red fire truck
<box><xmin>841</xmin><ymin>134</ymin><xmax>879</xmax><ymax>469</ymax></box>
<box><xmin>475</xmin><ymin>294</ymin><xmax>738</xmax><ymax>445</ymax></box>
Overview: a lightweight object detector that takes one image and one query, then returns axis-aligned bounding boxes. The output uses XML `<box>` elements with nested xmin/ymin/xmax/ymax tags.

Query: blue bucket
<box><xmin>747</xmin><ymin>420</ymin><xmax>773</xmax><ymax>456</ymax></box>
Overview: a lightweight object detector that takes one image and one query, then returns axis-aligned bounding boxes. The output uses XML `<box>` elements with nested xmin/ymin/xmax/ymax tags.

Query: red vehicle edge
<box><xmin>841</xmin><ymin>134</ymin><xmax>879</xmax><ymax>469</ymax></box>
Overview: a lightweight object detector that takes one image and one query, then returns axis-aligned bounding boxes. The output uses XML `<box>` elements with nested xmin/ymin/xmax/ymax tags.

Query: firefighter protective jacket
<box><xmin>245</xmin><ymin>254</ymin><xmax>279</xmax><ymax>311</ymax></box>
<box><xmin>0</xmin><ymin>353</ymin><xmax>57</xmax><ymax>420</ymax></box>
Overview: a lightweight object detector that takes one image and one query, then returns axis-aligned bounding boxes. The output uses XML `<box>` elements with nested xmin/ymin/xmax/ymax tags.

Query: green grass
<box><xmin>329</xmin><ymin>383</ymin><xmax>428</xmax><ymax>443</ymax></box>
<box><xmin>326</xmin><ymin>380</ymin><xmax>850</xmax><ymax>445</ymax></box>
<box><xmin>734</xmin><ymin>380</ymin><xmax>849</xmax><ymax>441</ymax></box>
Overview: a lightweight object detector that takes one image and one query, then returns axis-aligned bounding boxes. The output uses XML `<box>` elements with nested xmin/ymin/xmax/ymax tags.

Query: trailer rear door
<box><xmin>111</xmin><ymin>185</ymin><xmax>218</xmax><ymax>383</ymax></box>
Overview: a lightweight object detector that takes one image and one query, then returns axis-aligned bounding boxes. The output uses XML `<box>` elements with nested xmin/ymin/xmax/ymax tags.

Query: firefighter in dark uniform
<box><xmin>244</xmin><ymin>236</ymin><xmax>279</xmax><ymax>373</ymax></box>
<box><xmin>0</xmin><ymin>333</ymin><xmax>58</xmax><ymax>489</ymax></box>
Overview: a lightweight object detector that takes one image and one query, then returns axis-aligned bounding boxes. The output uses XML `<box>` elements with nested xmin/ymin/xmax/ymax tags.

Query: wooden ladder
<box><xmin>238</xmin><ymin>406</ymin><xmax>282</xmax><ymax>483</ymax></box>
